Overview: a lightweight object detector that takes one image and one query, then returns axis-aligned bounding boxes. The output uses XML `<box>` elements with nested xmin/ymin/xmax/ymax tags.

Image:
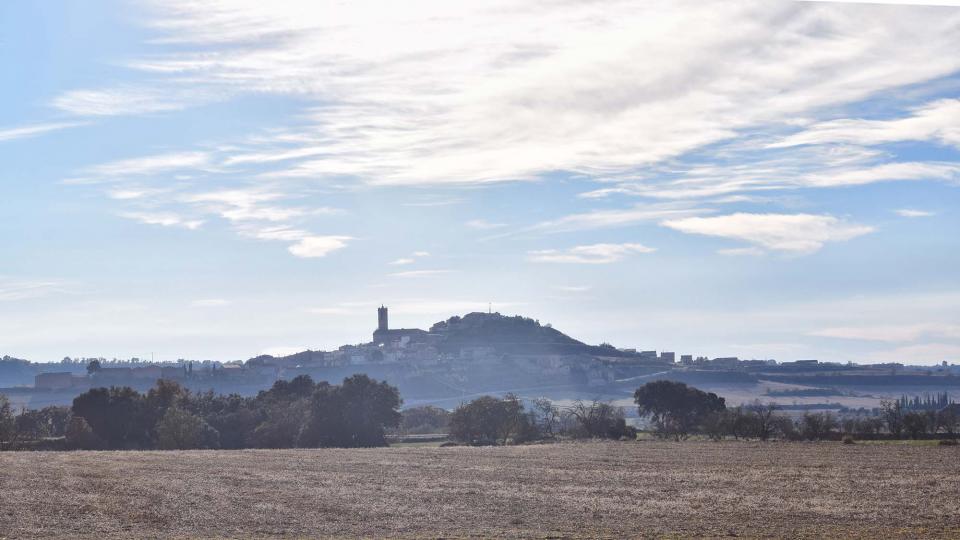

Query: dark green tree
<box><xmin>299</xmin><ymin>375</ymin><xmax>402</xmax><ymax>447</ymax></box>
<box><xmin>155</xmin><ymin>407</ymin><xmax>220</xmax><ymax>450</ymax></box>
<box><xmin>448</xmin><ymin>394</ymin><xmax>533</xmax><ymax>445</ymax></box>
<box><xmin>72</xmin><ymin>386</ymin><xmax>151</xmax><ymax>449</ymax></box>
<box><xmin>633</xmin><ymin>380</ymin><xmax>725</xmax><ymax>440</ymax></box>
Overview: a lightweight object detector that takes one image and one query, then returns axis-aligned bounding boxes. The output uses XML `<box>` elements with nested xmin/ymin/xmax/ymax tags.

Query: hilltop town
<box><xmin>3</xmin><ymin>306</ymin><xmax>959</xmax><ymax>412</ymax></box>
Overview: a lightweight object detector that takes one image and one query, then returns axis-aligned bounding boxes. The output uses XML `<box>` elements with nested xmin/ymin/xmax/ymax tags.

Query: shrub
<box><xmin>565</xmin><ymin>399</ymin><xmax>632</xmax><ymax>440</ymax></box>
<box><xmin>399</xmin><ymin>405</ymin><xmax>450</xmax><ymax>435</ymax></box>
<box><xmin>65</xmin><ymin>416</ymin><xmax>102</xmax><ymax>450</ymax></box>
<box><xmin>842</xmin><ymin>435</ymin><xmax>855</xmax><ymax>445</ymax></box>
<box><xmin>449</xmin><ymin>395</ymin><xmax>534</xmax><ymax>445</ymax></box>
<box><xmin>156</xmin><ymin>407</ymin><xmax>220</xmax><ymax>450</ymax></box>
<box><xmin>0</xmin><ymin>394</ymin><xmax>15</xmax><ymax>449</ymax></box>
<box><xmin>801</xmin><ymin>412</ymin><xmax>838</xmax><ymax>441</ymax></box>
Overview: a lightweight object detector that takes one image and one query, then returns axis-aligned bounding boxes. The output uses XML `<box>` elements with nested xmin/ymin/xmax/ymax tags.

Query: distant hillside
<box><xmin>429</xmin><ymin>312</ymin><xmax>632</xmax><ymax>357</ymax></box>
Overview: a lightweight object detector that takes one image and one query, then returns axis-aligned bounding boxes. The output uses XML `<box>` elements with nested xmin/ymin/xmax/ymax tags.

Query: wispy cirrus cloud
<box><xmin>531</xmin><ymin>203</ymin><xmax>706</xmax><ymax>234</ymax></box>
<box><xmin>0</xmin><ymin>121</ymin><xmax>85</xmax><ymax>142</ymax></box>
<box><xmin>895</xmin><ymin>208</ymin><xmax>936</xmax><ymax>218</ymax></box>
<box><xmin>769</xmin><ymin>98</ymin><xmax>960</xmax><ymax>150</ymax></box>
<box><xmin>577</xmin><ymin>151</ymin><xmax>960</xmax><ymax>202</ymax></box>
<box><xmin>662</xmin><ymin>213</ymin><xmax>874</xmax><ymax>255</ymax></box>
<box><xmin>119</xmin><ymin>211</ymin><xmax>204</xmax><ymax>230</ymax></box>
<box><xmin>529</xmin><ymin>243</ymin><xmax>655</xmax><ymax>264</ymax></box>
<box><xmin>556</xmin><ymin>285</ymin><xmax>593</xmax><ymax>293</ymax></box>
<box><xmin>388</xmin><ymin>251</ymin><xmax>430</xmax><ymax>266</ymax></box>
<box><xmin>51</xmin><ymin>86</ymin><xmax>203</xmax><ymax>116</ymax></box>
<box><xmin>182</xmin><ymin>189</ymin><xmax>342</xmax><ymax>223</ymax></box>
<box><xmin>85</xmin><ymin>151</ymin><xmax>211</xmax><ymax>179</ymax></box>
<box><xmin>52</xmin><ymin>1</ymin><xmax>960</xmax><ymax>189</ymax></box>
<box><xmin>465</xmin><ymin>219</ymin><xmax>507</xmax><ymax>230</ymax></box>
<box><xmin>50</xmin><ymin>1</ymin><xmax>960</xmax><ymax>268</ymax></box>
<box><xmin>74</xmin><ymin>146</ymin><xmax>351</xmax><ymax>258</ymax></box>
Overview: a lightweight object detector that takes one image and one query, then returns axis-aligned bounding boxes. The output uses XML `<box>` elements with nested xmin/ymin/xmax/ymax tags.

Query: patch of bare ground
<box><xmin>1</xmin><ymin>440</ymin><xmax>959</xmax><ymax>538</ymax></box>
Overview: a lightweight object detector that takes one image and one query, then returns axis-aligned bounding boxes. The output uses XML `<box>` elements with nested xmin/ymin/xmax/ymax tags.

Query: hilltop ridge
<box><xmin>427</xmin><ymin>312</ymin><xmax>629</xmax><ymax>357</ymax></box>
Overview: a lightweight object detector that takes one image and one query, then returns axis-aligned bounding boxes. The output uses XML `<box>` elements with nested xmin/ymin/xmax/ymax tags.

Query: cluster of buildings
<box><xmin>35</xmin><ymin>362</ymin><xmax>217</xmax><ymax>390</ymax></box>
<box><xmin>35</xmin><ymin>305</ymin><xmax>957</xmax><ymax>396</ymax></box>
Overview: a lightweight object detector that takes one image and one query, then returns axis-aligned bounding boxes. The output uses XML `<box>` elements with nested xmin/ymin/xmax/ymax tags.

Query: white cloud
<box><xmin>802</xmin><ymin>162</ymin><xmax>960</xmax><ymax>188</ymax></box>
<box><xmin>107</xmin><ymin>188</ymin><xmax>164</xmax><ymax>200</ymax></box>
<box><xmin>528</xmin><ymin>243</ymin><xmax>655</xmax><ymax>264</ymax></box>
<box><xmin>662</xmin><ymin>213</ymin><xmax>874</xmax><ymax>255</ymax></box>
<box><xmin>578</xmin><ymin>155</ymin><xmax>960</xmax><ymax>202</ymax></box>
<box><xmin>466</xmin><ymin>219</ymin><xmax>506</xmax><ymax>230</ymax></box>
<box><xmin>895</xmin><ymin>208</ymin><xmax>935</xmax><ymax>218</ymax></box>
<box><xmin>57</xmin><ymin>1</ymin><xmax>960</xmax><ymax>187</ymax></box>
<box><xmin>181</xmin><ymin>189</ymin><xmax>333</xmax><ymax>223</ymax></box>
<box><xmin>532</xmin><ymin>204</ymin><xmax>706</xmax><ymax>233</ymax></box>
<box><xmin>51</xmin><ymin>86</ymin><xmax>200</xmax><ymax>116</ymax></box>
<box><xmin>389</xmin><ymin>251</ymin><xmax>430</xmax><ymax>265</ymax></box>
<box><xmin>89</xmin><ymin>151</ymin><xmax>210</xmax><ymax>178</ymax></box>
<box><xmin>556</xmin><ymin>285</ymin><xmax>592</xmax><ymax>293</ymax></box>
<box><xmin>287</xmin><ymin>235</ymin><xmax>351</xmax><ymax>258</ymax></box>
<box><xmin>769</xmin><ymin>98</ymin><xmax>960</xmax><ymax>149</ymax></box>
<box><xmin>191</xmin><ymin>298</ymin><xmax>230</xmax><ymax>307</ymax></box>
<box><xmin>0</xmin><ymin>121</ymin><xmax>84</xmax><ymax>142</ymax></box>
<box><xmin>119</xmin><ymin>211</ymin><xmax>204</xmax><ymax>230</ymax></box>
<box><xmin>805</xmin><ymin>1</ymin><xmax>960</xmax><ymax>6</ymax></box>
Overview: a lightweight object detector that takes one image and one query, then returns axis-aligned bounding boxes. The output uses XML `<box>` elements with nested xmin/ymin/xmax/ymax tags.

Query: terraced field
<box><xmin>2</xmin><ymin>440</ymin><xmax>959</xmax><ymax>538</ymax></box>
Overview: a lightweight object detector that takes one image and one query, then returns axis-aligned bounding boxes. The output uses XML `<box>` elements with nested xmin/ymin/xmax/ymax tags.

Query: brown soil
<box><xmin>1</xmin><ymin>440</ymin><xmax>959</xmax><ymax>538</ymax></box>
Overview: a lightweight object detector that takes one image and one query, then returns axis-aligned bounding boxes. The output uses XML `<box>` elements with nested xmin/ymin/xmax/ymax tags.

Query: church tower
<box><xmin>377</xmin><ymin>305</ymin><xmax>388</xmax><ymax>332</ymax></box>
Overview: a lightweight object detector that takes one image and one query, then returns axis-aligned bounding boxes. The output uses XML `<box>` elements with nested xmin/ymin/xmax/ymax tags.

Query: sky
<box><xmin>1</xmin><ymin>0</ymin><xmax>959</xmax><ymax>364</ymax></box>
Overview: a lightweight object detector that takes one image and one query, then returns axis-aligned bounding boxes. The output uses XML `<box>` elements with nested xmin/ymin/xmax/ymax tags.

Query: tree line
<box><xmin>437</xmin><ymin>394</ymin><xmax>636</xmax><ymax>445</ymax></box>
<box><xmin>1</xmin><ymin>374</ymin><xmax>401</xmax><ymax>450</ymax></box>
<box><xmin>434</xmin><ymin>380</ymin><xmax>960</xmax><ymax>445</ymax></box>
<box><xmin>633</xmin><ymin>380</ymin><xmax>960</xmax><ymax>442</ymax></box>
<box><xmin>5</xmin><ymin>378</ymin><xmax>959</xmax><ymax>450</ymax></box>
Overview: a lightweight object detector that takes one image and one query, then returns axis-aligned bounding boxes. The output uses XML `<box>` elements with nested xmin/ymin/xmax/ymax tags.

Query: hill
<box><xmin>428</xmin><ymin>312</ymin><xmax>632</xmax><ymax>357</ymax></box>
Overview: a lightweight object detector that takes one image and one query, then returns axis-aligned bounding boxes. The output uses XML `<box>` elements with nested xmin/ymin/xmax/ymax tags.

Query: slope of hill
<box><xmin>428</xmin><ymin>312</ymin><xmax>630</xmax><ymax>356</ymax></box>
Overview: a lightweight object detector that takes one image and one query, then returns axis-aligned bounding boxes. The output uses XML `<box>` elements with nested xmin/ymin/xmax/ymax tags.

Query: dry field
<box><xmin>2</xmin><ymin>441</ymin><xmax>959</xmax><ymax>539</ymax></box>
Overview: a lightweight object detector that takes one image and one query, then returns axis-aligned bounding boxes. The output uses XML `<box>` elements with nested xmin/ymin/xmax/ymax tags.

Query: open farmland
<box><xmin>2</xmin><ymin>441</ymin><xmax>959</xmax><ymax>538</ymax></box>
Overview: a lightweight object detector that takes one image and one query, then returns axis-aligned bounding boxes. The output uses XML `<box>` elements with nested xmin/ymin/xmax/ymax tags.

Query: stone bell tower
<box><xmin>377</xmin><ymin>305</ymin><xmax>388</xmax><ymax>332</ymax></box>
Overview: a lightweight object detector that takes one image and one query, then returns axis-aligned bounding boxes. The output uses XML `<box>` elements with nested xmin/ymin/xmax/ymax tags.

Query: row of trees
<box><xmin>445</xmin><ymin>395</ymin><xmax>635</xmax><ymax>445</ymax></box>
<box><xmin>1</xmin><ymin>374</ymin><xmax>402</xmax><ymax>450</ymax></box>
<box><xmin>632</xmin><ymin>381</ymin><xmax>960</xmax><ymax>441</ymax></box>
<box><xmin>7</xmin><ymin>378</ymin><xmax>958</xmax><ymax>450</ymax></box>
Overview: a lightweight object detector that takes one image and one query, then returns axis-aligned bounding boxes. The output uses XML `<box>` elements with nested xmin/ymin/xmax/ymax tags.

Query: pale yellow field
<box><xmin>2</xmin><ymin>441</ymin><xmax>959</xmax><ymax>538</ymax></box>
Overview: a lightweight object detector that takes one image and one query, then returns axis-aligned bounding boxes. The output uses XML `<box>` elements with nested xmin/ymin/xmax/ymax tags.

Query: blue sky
<box><xmin>1</xmin><ymin>0</ymin><xmax>959</xmax><ymax>364</ymax></box>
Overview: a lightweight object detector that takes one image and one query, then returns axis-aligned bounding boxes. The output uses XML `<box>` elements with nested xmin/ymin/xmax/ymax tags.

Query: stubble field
<box><xmin>1</xmin><ymin>440</ymin><xmax>959</xmax><ymax>538</ymax></box>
